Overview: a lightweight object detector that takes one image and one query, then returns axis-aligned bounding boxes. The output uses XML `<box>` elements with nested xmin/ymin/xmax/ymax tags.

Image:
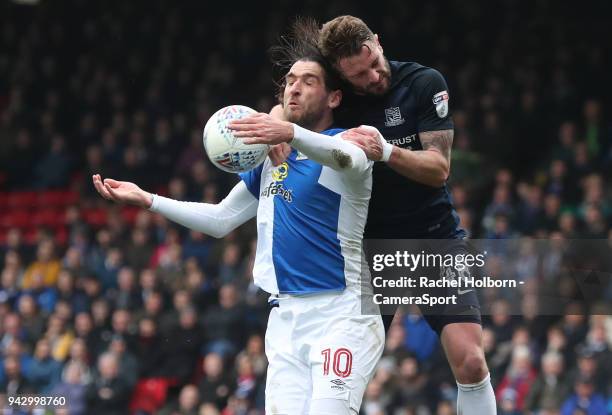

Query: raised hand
<box><xmin>92</xmin><ymin>174</ymin><xmax>153</xmax><ymax>209</ymax></box>
<box><xmin>341</xmin><ymin>126</ymin><xmax>384</xmax><ymax>161</ymax></box>
<box><xmin>229</xmin><ymin>113</ymin><xmax>294</xmax><ymax>145</ymax></box>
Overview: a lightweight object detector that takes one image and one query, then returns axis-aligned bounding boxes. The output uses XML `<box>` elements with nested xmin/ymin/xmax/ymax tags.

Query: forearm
<box><xmin>382</xmin><ymin>128</ymin><xmax>452</xmax><ymax>187</ymax></box>
<box><xmin>291</xmin><ymin>124</ymin><xmax>370</xmax><ymax>177</ymax></box>
<box><xmin>387</xmin><ymin>146</ymin><xmax>449</xmax><ymax>187</ymax></box>
<box><xmin>149</xmin><ymin>181</ymin><xmax>257</xmax><ymax>238</ymax></box>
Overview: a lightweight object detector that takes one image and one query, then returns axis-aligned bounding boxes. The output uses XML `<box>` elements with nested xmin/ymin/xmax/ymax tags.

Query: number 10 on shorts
<box><xmin>321</xmin><ymin>348</ymin><xmax>353</xmax><ymax>378</ymax></box>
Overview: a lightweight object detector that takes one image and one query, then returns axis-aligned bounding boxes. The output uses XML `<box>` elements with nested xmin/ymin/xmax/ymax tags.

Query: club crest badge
<box><xmin>384</xmin><ymin>107</ymin><xmax>405</xmax><ymax>127</ymax></box>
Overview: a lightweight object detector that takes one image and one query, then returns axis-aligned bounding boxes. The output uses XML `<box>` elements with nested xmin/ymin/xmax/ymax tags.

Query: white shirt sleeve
<box><xmin>149</xmin><ymin>181</ymin><xmax>258</xmax><ymax>238</ymax></box>
<box><xmin>290</xmin><ymin>124</ymin><xmax>372</xmax><ymax>178</ymax></box>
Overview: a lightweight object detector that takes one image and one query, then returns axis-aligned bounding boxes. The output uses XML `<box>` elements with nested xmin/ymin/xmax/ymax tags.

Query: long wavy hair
<box><xmin>269</xmin><ymin>17</ymin><xmax>342</xmax><ymax>103</ymax></box>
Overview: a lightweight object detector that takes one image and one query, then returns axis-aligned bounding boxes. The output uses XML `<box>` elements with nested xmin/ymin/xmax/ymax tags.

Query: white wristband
<box><xmin>381</xmin><ymin>139</ymin><xmax>394</xmax><ymax>162</ymax></box>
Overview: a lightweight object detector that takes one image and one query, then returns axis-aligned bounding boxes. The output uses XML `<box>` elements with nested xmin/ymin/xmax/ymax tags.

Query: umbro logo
<box><xmin>384</xmin><ymin>107</ymin><xmax>405</xmax><ymax>127</ymax></box>
<box><xmin>330</xmin><ymin>378</ymin><xmax>346</xmax><ymax>391</ymax></box>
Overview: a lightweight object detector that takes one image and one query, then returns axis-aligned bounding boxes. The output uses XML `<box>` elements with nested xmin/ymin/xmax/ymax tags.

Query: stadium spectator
<box><xmin>17</xmin><ymin>294</ymin><xmax>45</xmax><ymax>345</ymax></box>
<box><xmin>134</xmin><ymin>317</ymin><xmax>164</xmax><ymax>380</ymax></box>
<box><xmin>495</xmin><ymin>345</ymin><xmax>538</xmax><ymax>411</ymax></box>
<box><xmin>45</xmin><ymin>314</ymin><xmax>74</xmax><ymax>361</ymax></box>
<box><xmin>0</xmin><ymin>313</ymin><xmax>25</xmax><ymax>354</ymax></box>
<box><xmin>52</xmin><ymin>361</ymin><xmax>89</xmax><ymax>415</ymax></box>
<box><xmin>86</xmin><ymin>352</ymin><xmax>131</xmax><ymax>415</ymax></box>
<box><xmin>111</xmin><ymin>266</ymin><xmax>142</xmax><ymax>311</ymax></box>
<box><xmin>21</xmin><ymin>239</ymin><xmax>60</xmax><ymax>289</ymax></box>
<box><xmin>161</xmin><ymin>307</ymin><xmax>203</xmax><ymax>385</ymax></box>
<box><xmin>560</xmin><ymin>375</ymin><xmax>607</xmax><ymax>415</ymax></box>
<box><xmin>524</xmin><ymin>351</ymin><xmax>571</xmax><ymax>412</ymax></box>
<box><xmin>0</xmin><ymin>255</ymin><xmax>22</xmax><ymax>307</ymax></box>
<box><xmin>56</xmin><ymin>269</ymin><xmax>89</xmax><ymax>315</ymax></box>
<box><xmin>73</xmin><ymin>312</ymin><xmax>97</xmax><ymax>361</ymax></box>
<box><xmin>391</xmin><ymin>354</ymin><xmax>429</xmax><ymax>411</ymax></box>
<box><xmin>236</xmin><ymin>335</ymin><xmax>266</xmax><ymax>378</ymax></box>
<box><xmin>125</xmin><ymin>229</ymin><xmax>154</xmax><ymax>273</ymax></box>
<box><xmin>25</xmin><ymin>338</ymin><xmax>62</xmax><ymax>393</ymax></box>
<box><xmin>107</xmin><ymin>334</ymin><xmax>139</xmax><ymax>388</ymax></box>
<box><xmin>0</xmin><ymin>355</ymin><xmax>33</xmax><ymax>395</ymax></box>
<box><xmin>198</xmin><ymin>352</ymin><xmax>233</xmax><ymax>410</ymax></box>
<box><xmin>108</xmin><ymin>308</ymin><xmax>136</xmax><ymax>352</ymax></box>
<box><xmin>202</xmin><ymin>284</ymin><xmax>246</xmax><ymax>357</ymax></box>
<box><xmin>159</xmin><ymin>383</ymin><xmax>200</xmax><ymax>415</ymax></box>
<box><xmin>63</xmin><ymin>338</ymin><xmax>92</xmax><ymax>384</ymax></box>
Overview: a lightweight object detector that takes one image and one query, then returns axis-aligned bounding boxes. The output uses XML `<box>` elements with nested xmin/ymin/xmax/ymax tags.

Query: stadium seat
<box><xmin>23</xmin><ymin>227</ymin><xmax>39</xmax><ymax>245</ymax></box>
<box><xmin>7</xmin><ymin>191</ymin><xmax>37</xmax><ymax>209</ymax></box>
<box><xmin>54</xmin><ymin>226</ymin><xmax>68</xmax><ymax>245</ymax></box>
<box><xmin>121</xmin><ymin>206</ymin><xmax>140</xmax><ymax>224</ymax></box>
<box><xmin>31</xmin><ymin>209</ymin><xmax>64</xmax><ymax>227</ymax></box>
<box><xmin>0</xmin><ymin>192</ymin><xmax>8</xmax><ymax>208</ymax></box>
<box><xmin>129</xmin><ymin>378</ymin><xmax>170</xmax><ymax>414</ymax></box>
<box><xmin>59</xmin><ymin>190</ymin><xmax>78</xmax><ymax>205</ymax></box>
<box><xmin>37</xmin><ymin>191</ymin><xmax>60</xmax><ymax>207</ymax></box>
<box><xmin>0</xmin><ymin>210</ymin><xmax>31</xmax><ymax>229</ymax></box>
<box><xmin>82</xmin><ymin>208</ymin><xmax>108</xmax><ymax>227</ymax></box>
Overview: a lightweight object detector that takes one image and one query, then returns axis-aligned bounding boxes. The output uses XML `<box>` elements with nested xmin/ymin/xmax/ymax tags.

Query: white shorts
<box><xmin>264</xmin><ymin>289</ymin><xmax>385</xmax><ymax>415</ymax></box>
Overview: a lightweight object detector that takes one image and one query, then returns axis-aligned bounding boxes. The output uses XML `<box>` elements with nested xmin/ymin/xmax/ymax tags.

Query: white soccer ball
<box><xmin>203</xmin><ymin>105</ymin><xmax>269</xmax><ymax>173</ymax></box>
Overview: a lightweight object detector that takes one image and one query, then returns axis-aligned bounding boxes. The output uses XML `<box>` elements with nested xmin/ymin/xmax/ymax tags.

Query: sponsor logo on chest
<box><xmin>387</xmin><ymin>133</ymin><xmax>417</xmax><ymax>147</ymax></box>
<box><xmin>262</xmin><ymin>162</ymin><xmax>293</xmax><ymax>202</ymax></box>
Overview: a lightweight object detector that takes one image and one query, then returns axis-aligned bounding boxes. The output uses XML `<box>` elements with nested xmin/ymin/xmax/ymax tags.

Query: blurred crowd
<box><xmin>0</xmin><ymin>0</ymin><xmax>611</xmax><ymax>414</ymax></box>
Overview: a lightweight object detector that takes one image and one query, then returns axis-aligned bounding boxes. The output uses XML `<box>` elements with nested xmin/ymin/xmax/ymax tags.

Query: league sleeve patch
<box><xmin>432</xmin><ymin>90</ymin><xmax>449</xmax><ymax>118</ymax></box>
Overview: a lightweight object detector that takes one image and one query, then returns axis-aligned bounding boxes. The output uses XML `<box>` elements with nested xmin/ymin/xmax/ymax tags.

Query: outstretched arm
<box><xmin>92</xmin><ymin>174</ymin><xmax>257</xmax><ymax>238</ymax></box>
<box><xmin>290</xmin><ymin>125</ymin><xmax>371</xmax><ymax>178</ymax></box>
<box><xmin>229</xmin><ymin>113</ymin><xmax>371</xmax><ymax>178</ymax></box>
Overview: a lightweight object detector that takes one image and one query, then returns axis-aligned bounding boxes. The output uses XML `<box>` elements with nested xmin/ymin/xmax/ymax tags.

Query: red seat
<box><xmin>23</xmin><ymin>227</ymin><xmax>39</xmax><ymax>244</ymax></box>
<box><xmin>0</xmin><ymin>193</ymin><xmax>8</xmax><ymax>208</ymax></box>
<box><xmin>7</xmin><ymin>192</ymin><xmax>37</xmax><ymax>209</ymax></box>
<box><xmin>82</xmin><ymin>208</ymin><xmax>108</xmax><ymax>227</ymax></box>
<box><xmin>0</xmin><ymin>210</ymin><xmax>31</xmax><ymax>229</ymax></box>
<box><xmin>59</xmin><ymin>190</ymin><xmax>78</xmax><ymax>205</ymax></box>
<box><xmin>32</xmin><ymin>209</ymin><xmax>64</xmax><ymax>227</ymax></box>
<box><xmin>121</xmin><ymin>206</ymin><xmax>140</xmax><ymax>224</ymax></box>
<box><xmin>37</xmin><ymin>190</ymin><xmax>79</xmax><ymax>207</ymax></box>
<box><xmin>37</xmin><ymin>191</ymin><xmax>63</xmax><ymax>207</ymax></box>
<box><xmin>129</xmin><ymin>378</ymin><xmax>170</xmax><ymax>414</ymax></box>
<box><xmin>55</xmin><ymin>227</ymin><xmax>68</xmax><ymax>245</ymax></box>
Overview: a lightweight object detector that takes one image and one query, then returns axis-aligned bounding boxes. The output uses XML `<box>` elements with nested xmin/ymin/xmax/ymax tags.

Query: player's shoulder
<box><xmin>391</xmin><ymin>61</ymin><xmax>447</xmax><ymax>89</ymax></box>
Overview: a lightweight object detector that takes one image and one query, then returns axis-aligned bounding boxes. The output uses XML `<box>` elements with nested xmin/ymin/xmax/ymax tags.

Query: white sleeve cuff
<box><xmin>381</xmin><ymin>139</ymin><xmax>394</xmax><ymax>162</ymax></box>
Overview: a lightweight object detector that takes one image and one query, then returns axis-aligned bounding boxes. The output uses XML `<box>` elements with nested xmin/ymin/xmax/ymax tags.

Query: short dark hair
<box><xmin>319</xmin><ymin>15</ymin><xmax>375</xmax><ymax>66</ymax></box>
<box><xmin>269</xmin><ymin>17</ymin><xmax>341</xmax><ymax>100</ymax></box>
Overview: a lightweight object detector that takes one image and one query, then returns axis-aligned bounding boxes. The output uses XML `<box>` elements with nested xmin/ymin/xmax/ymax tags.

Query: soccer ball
<box><xmin>203</xmin><ymin>105</ymin><xmax>269</xmax><ymax>173</ymax></box>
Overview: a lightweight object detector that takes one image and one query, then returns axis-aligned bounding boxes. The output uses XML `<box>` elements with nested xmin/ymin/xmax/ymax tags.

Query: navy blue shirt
<box><xmin>337</xmin><ymin>61</ymin><xmax>463</xmax><ymax>238</ymax></box>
